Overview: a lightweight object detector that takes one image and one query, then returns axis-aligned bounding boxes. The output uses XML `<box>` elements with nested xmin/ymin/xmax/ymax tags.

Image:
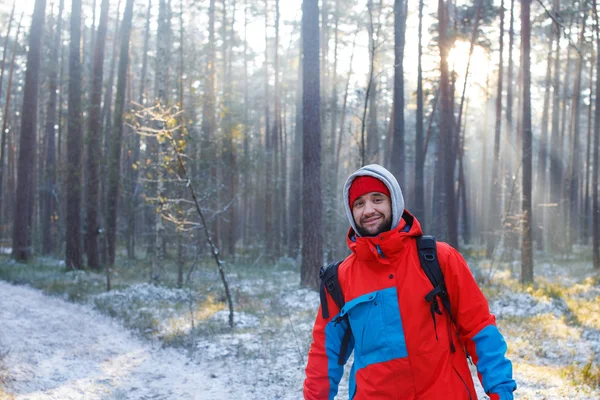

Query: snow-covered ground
<box><xmin>1</xmin><ymin>257</ymin><xmax>600</xmax><ymax>399</ymax></box>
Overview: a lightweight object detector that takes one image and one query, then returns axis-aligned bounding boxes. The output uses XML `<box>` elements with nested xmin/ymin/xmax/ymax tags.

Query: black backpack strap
<box><xmin>416</xmin><ymin>235</ymin><xmax>457</xmax><ymax>353</ymax></box>
<box><xmin>319</xmin><ymin>260</ymin><xmax>351</xmax><ymax>365</ymax></box>
<box><xmin>319</xmin><ymin>261</ymin><xmax>344</xmax><ymax>319</ymax></box>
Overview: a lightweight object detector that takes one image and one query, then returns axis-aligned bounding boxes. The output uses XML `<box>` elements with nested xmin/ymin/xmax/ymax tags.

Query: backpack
<box><xmin>318</xmin><ymin>235</ymin><xmax>458</xmax><ymax>365</ymax></box>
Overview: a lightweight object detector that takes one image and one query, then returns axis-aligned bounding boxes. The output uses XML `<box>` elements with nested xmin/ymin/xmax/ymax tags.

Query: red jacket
<box><xmin>304</xmin><ymin>212</ymin><xmax>516</xmax><ymax>399</ymax></box>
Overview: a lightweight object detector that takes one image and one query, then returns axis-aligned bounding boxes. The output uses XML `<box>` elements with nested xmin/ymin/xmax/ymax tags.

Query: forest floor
<box><xmin>0</xmin><ymin>247</ymin><xmax>600</xmax><ymax>399</ymax></box>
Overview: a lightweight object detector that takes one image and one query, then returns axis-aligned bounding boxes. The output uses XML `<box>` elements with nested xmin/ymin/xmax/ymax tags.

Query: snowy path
<box><xmin>0</xmin><ymin>280</ymin><xmax>234</xmax><ymax>400</ymax></box>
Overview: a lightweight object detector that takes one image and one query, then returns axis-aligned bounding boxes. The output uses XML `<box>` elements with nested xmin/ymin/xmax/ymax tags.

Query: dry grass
<box><xmin>0</xmin><ymin>350</ymin><xmax>13</xmax><ymax>400</ymax></box>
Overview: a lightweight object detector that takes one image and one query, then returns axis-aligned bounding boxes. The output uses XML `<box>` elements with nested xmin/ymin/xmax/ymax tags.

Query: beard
<box><xmin>356</xmin><ymin>215</ymin><xmax>392</xmax><ymax>237</ymax></box>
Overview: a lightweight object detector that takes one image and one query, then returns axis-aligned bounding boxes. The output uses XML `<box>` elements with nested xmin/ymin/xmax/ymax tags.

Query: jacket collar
<box><xmin>347</xmin><ymin>210</ymin><xmax>423</xmax><ymax>264</ymax></box>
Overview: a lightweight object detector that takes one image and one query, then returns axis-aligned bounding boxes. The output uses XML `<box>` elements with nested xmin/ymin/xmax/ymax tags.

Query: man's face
<box><xmin>351</xmin><ymin>192</ymin><xmax>392</xmax><ymax>237</ymax></box>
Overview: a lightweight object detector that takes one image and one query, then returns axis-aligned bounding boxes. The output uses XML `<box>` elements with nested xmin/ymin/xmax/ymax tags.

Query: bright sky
<box><xmin>1</xmin><ymin>0</ymin><xmax>550</xmax><ymax>117</ymax></box>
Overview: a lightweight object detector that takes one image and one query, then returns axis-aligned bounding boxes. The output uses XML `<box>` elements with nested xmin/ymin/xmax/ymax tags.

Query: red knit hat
<box><xmin>349</xmin><ymin>176</ymin><xmax>390</xmax><ymax>209</ymax></box>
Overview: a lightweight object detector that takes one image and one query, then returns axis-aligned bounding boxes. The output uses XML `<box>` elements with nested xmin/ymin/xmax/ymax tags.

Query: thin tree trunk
<box><xmin>101</xmin><ymin>0</ymin><xmax>121</xmax><ymax>265</ymax></box>
<box><xmin>506</xmin><ymin>0</ymin><xmax>515</xmax><ymax>143</ymax></box>
<box><xmin>127</xmin><ymin>0</ymin><xmax>151</xmax><ymax>260</ymax></box>
<box><xmin>0</xmin><ymin>9</ymin><xmax>24</xmax><ymax>242</ymax></box>
<box><xmin>202</xmin><ymin>0</ymin><xmax>218</xmax><ymax>252</ymax></box>
<box><xmin>242</xmin><ymin>0</ymin><xmax>250</xmax><ymax>250</ymax></box>
<box><xmin>177</xmin><ymin>0</ymin><xmax>185</xmax><ymax>287</ymax></box>
<box><xmin>86</xmin><ymin>0</ymin><xmax>110</xmax><ymax>270</ymax></box>
<box><xmin>105</xmin><ymin>0</ymin><xmax>135</xmax><ymax>267</ymax></box>
<box><xmin>301</xmin><ymin>0</ymin><xmax>323</xmax><ymax>289</ymax></box>
<box><xmin>12</xmin><ymin>0</ymin><xmax>46</xmax><ymax>262</ymax></box>
<box><xmin>438</xmin><ymin>0</ymin><xmax>458</xmax><ymax>248</ymax></box>
<box><xmin>65</xmin><ymin>0</ymin><xmax>84</xmax><ymax>269</ymax></box>
<box><xmin>40</xmin><ymin>0</ymin><xmax>64</xmax><ymax>255</ymax></box>
<box><xmin>391</xmin><ymin>0</ymin><xmax>406</xmax><ymax>187</ymax></box>
<box><xmin>0</xmin><ymin>0</ymin><xmax>16</xmax><ymax>115</ymax></box>
<box><xmin>361</xmin><ymin>0</ymin><xmax>377</xmax><ymax>166</ymax></box>
<box><xmin>593</xmin><ymin>0</ymin><xmax>600</xmax><ymax>269</ymax></box>
<box><xmin>564</xmin><ymin>14</ymin><xmax>586</xmax><ymax>251</ymax></box>
<box><xmin>289</xmin><ymin>32</ymin><xmax>302</xmax><ymax>259</ymax></box>
<box><xmin>487</xmin><ymin>0</ymin><xmax>504</xmax><ymax>258</ymax></box>
<box><xmin>521</xmin><ymin>0</ymin><xmax>533</xmax><ymax>283</ymax></box>
<box><xmin>549</xmin><ymin>0</ymin><xmax>561</xmax><ymax>249</ymax></box>
<box><xmin>150</xmin><ymin>0</ymin><xmax>169</xmax><ymax>280</ymax></box>
<box><xmin>264</xmin><ymin>0</ymin><xmax>273</xmax><ymax>259</ymax></box>
<box><xmin>414</xmin><ymin>0</ymin><xmax>425</xmax><ymax>223</ymax></box>
<box><xmin>273</xmin><ymin>0</ymin><xmax>281</xmax><ymax>257</ymax></box>
<box><xmin>584</xmin><ymin>53</ymin><xmax>594</xmax><ymax>243</ymax></box>
<box><xmin>535</xmin><ymin>26</ymin><xmax>554</xmax><ymax>251</ymax></box>
<box><xmin>334</xmin><ymin>29</ymin><xmax>357</xmax><ymax>177</ymax></box>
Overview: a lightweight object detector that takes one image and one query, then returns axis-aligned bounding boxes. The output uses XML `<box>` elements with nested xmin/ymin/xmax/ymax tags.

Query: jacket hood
<box><xmin>343</xmin><ymin>164</ymin><xmax>405</xmax><ymax>237</ymax></box>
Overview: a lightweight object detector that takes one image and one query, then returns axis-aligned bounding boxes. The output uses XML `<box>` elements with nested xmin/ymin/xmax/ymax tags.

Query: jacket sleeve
<box><xmin>304</xmin><ymin>289</ymin><xmax>353</xmax><ymax>400</ymax></box>
<box><xmin>437</xmin><ymin>242</ymin><xmax>517</xmax><ymax>400</ymax></box>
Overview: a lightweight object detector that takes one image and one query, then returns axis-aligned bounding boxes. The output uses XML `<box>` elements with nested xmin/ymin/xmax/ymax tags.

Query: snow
<box><xmin>1</xmin><ymin>260</ymin><xmax>600</xmax><ymax>399</ymax></box>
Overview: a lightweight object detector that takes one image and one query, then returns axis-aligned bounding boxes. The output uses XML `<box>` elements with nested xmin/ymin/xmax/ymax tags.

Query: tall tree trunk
<box><xmin>535</xmin><ymin>26</ymin><xmax>554</xmax><ymax>251</ymax></box>
<box><xmin>391</xmin><ymin>0</ymin><xmax>406</xmax><ymax>188</ymax></box>
<box><xmin>0</xmin><ymin>0</ymin><xmax>16</xmax><ymax>115</ymax></box>
<box><xmin>549</xmin><ymin>0</ymin><xmax>561</xmax><ymax>250</ymax></box>
<box><xmin>301</xmin><ymin>0</ymin><xmax>322</xmax><ymax>289</ymax></box>
<box><xmin>264</xmin><ymin>0</ymin><xmax>273</xmax><ymax>260</ymax></box>
<box><xmin>273</xmin><ymin>0</ymin><xmax>281</xmax><ymax>257</ymax></box>
<box><xmin>520</xmin><ymin>0</ymin><xmax>533</xmax><ymax>283</ymax></box>
<box><xmin>414</xmin><ymin>0</ymin><xmax>425</xmax><ymax>223</ymax></box>
<box><xmin>86</xmin><ymin>0</ymin><xmax>110</xmax><ymax>270</ymax></box>
<box><xmin>584</xmin><ymin>54</ymin><xmax>594</xmax><ymax>244</ymax></box>
<box><xmin>593</xmin><ymin>0</ymin><xmax>600</xmax><ymax>270</ymax></box>
<box><xmin>0</xmin><ymin>9</ymin><xmax>24</xmax><ymax>242</ymax></box>
<box><xmin>65</xmin><ymin>0</ymin><xmax>84</xmax><ymax>269</ymax></box>
<box><xmin>12</xmin><ymin>0</ymin><xmax>47</xmax><ymax>262</ymax></box>
<box><xmin>564</xmin><ymin>14</ymin><xmax>586</xmax><ymax>251</ymax></box>
<box><xmin>506</xmin><ymin>0</ymin><xmax>515</xmax><ymax>145</ymax></box>
<box><xmin>127</xmin><ymin>0</ymin><xmax>151</xmax><ymax>260</ymax></box>
<box><xmin>487</xmin><ymin>0</ymin><xmax>504</xmax><ymax>258</ymax></box>
<box><xmin>361</xmin><ymin>0</ymin><xmax>377</xmax><ymax>166</ymax></box>
<box><xmin>202</xmin><ymin>0</ymin><xmax>217</xmax><ymax>252</ymax></box>
<box><xmin>150</xmin><ymin>0</ymin><xmax>169</xmax><ymax>280</ymax></box>
<box><xmin>242</xmin><ymin>0</ymin><xmax>250</xmax><ymax>250</ymax></box>
<box><xmin>334</xmin><ymin>29</ymin><xmax>357</xmax><ymax>178</ymax></box>
<box><xmin>101</xmin><ymin>0</ymin><xmax>121</xmax><ymax>265</ymax></box>
<box><xmin>41</xmin><ymin>0</ymin><xmax>63</xmax><ymax>255</ymax></box>
<box><xmin>222</xmin><ymin>0</ymin><xmax>237</xmax><ymax>257</ymax></box>
<box><xmin>176</xmin><ymin>0</ymin><xmax>185</xmax><ymax>286</ymax></box>
<box><xmin>438</xmin><ymin>0</ymin><xmax>458</xmax><ymax>248</ymax></box>
<box><xmin>105</xmin><ymin>0</ymin><xmax>135</xmax><ymax>266</ymax></box>
<box><xmin>289</xmin><ymin>34</ymin><xmax>302</xmax><ymax>259</ymax></box>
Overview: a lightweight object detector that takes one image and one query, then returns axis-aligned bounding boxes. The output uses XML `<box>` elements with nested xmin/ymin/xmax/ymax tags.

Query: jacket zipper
<box><xmin>452</xmin><ymin>364</ymin><xmax>472</xmax><ymax>400</ymax></box>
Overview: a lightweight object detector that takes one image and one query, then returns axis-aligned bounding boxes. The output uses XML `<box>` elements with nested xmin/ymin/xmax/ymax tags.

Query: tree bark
<box><xmin>0</xmin><ymin>0</ymin><xmax>16</xmax><ymax>116</ymax></box>
<box><xmin>535</xmin><ymin>26</ymin><xmax>554</xmax><ymax>251</ymax></box>
<box><xmin>438</xmin><ymin>0</ymin><xmax>458</xmax><ymax>249</ymax></box>
<box><xmin>301</xmin><ymin>0</ymin><xmax>323</xmax><ymax>289</ymax></box>
<box><xmin>593</xmin><ymin>0</ymin><xmax>600</xmax><ymax>269</ymax></box>
<box><xmin>414</xmin><ymin>0</ymin><xmax>425</xmax><ymax>224</ymax></box>
<box><xmin>12</xmin><ymin>0</ymin><xmax>46</xmax><ymax>262</ymax></box>
<box><xmin>40</xmin><ymin>0</ymin><xmax>64</xmax><ymax>255</ymax></box>
<box><xmin>564</xmin><ymin>13</ymin><xmax>586</xmax><ymax>251</ymax></box>
<box><xmin>549</xmin><ymin>0</ymin><xmax>561</xmax><ymax>250</ymax></box>
<box><xmin>264</xmin><ymin>0</ymin><xmax>273</xmax><ymax>260</ymax></box>
<box><xmin>85</xmin><ymin>0</ymin><xmax>110</xmax><ymax>270</ymax></box>
<box><xmin>65</xmin><ymin>0</ymin><xmax>84</xmax><ymax>269</ymax></box>
<box><xmin>487</xmin><ymin>0</ymin><xmax>504</xmax><ymax>258</ymax></box>
<box><xmin>105</xmin><ymin>0</ymin><xmax>135</xmax><ymax>265</ymax></box>
<box><xmin>520</xmin><ymin>0</ymin><xmax>533</xmax><ymax>283</ymax></box>
<box><xmin>391</xmin><ymin>0</ymin><xmax>406</xmax><ymax>188</ymax></box>
<box><xmin>0</xmin><ymin>9</ymin><xmax>24</xmax><ymax>242</ymax></box>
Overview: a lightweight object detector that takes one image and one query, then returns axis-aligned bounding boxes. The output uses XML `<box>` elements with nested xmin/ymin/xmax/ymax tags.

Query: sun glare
<box><xmin>447</xmin><ymin>40</ymin><xmax>491</xmax><ymax>110</ymax></box>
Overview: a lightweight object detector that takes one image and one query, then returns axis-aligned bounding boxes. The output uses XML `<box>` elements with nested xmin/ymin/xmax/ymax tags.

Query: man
<box><xmin>304</xmin><ymin>164</ymin><xmax>516</xmax><ymax>400</ymax></box>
